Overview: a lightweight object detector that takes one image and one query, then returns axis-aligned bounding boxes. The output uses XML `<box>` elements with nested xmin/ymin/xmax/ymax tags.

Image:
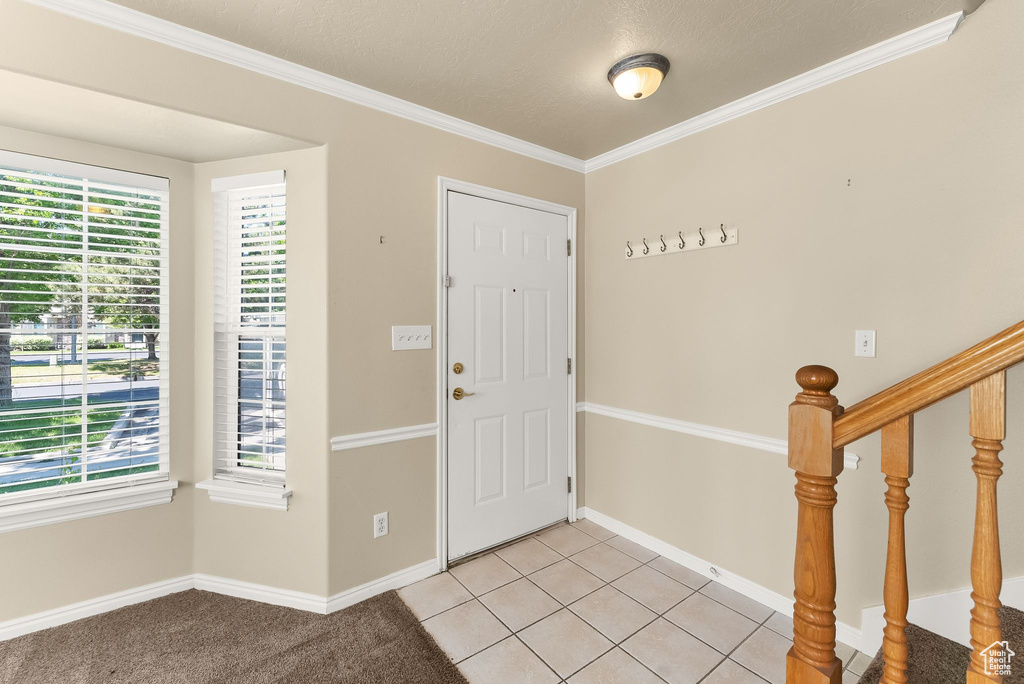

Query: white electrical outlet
<box><xmin>855</xmin><ymin>330</ymin><xmax>876</xmax><ymax>358</ymax></box>
<box><xmin>373</xmin><ymin>512</ymin><xmax>388</xmax><ymax>538</ymax></box>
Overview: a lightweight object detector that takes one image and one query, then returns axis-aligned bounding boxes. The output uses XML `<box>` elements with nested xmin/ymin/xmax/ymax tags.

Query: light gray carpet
<box><xmin>857</xmin><ymin>606</ymin><xmax>1022</xmax><ymax>683</ymax></box>
<box><xmin>0</xmin><ymin>589</ymin><xmax>468</xmax><ymax>684</ymax></box>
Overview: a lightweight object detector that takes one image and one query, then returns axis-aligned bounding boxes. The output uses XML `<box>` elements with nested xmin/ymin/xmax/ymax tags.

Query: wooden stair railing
<box><xmin>786</xmin><ymin>320</ymin><xmax>1024</xmax><ymax>684</ymax></box>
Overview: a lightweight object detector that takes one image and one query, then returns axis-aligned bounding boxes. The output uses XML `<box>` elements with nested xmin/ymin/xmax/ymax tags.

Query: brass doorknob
<box><xmin>452</xmin><ymin>387</ymin><xmax>476</xmax><ymax>400</ymax></box>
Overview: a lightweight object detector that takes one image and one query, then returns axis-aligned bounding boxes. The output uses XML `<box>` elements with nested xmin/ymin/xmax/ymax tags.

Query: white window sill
<box><xmin>0</xmin><ymin>479</ymin><xmax>179</xmax><ymax>534</ymax></box>
<box><xmin>196</xmin><ymin>479</ymin><xmax>292</xmax><ymax>511</ymax></box>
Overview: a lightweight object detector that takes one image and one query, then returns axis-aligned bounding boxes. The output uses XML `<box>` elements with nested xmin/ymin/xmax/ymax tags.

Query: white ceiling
<box><xmin>0</xmin><ymin>69</ymin><xmax>314</xmax><ymax>163</ymax></box>
<box><xmin>107</xmin><ymin>0</ymin><xmax>984</xmax><ymax>159</ymax></box>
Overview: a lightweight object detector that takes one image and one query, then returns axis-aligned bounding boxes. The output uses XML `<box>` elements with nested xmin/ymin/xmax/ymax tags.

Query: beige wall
<box><xmin>0</xmin><ymin>0</ymin><xmax>585</xmax><ymax>614</ymax></box>
<box><xmin>0</xmin><ymin>126</ymin><xmax>196</xmax><ymax>621</ymax></box>
<box><xmin>10</xmin><ymin>0</ymin><xmax>1013</xmax><ymax>633</ymax></box>
<box><xmin>325</xmin><ymin>109</ymin><xmax>586</xmax><ymax>592</ymax></box>
<box><xmin>582</xmin><ymin>0</ymin><xmax>1024</xmax><ymax>627</ymax></box>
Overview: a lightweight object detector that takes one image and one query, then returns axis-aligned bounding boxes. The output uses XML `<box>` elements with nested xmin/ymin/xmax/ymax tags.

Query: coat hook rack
<box><xmin>625</xmin><ymin>223</ymin><xmax>738</xmax><ymax>260</ymax></box>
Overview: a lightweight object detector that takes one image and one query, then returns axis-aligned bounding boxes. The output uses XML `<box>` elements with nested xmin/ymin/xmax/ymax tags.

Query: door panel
<box><xmin>447</xmin><ymin>191</ymin><xmax>569</xmax><ymax>560</ymax></box>
<box><xmin>523</xmin><ymin>408</ymin><xmax>550</xmax><ymax>490</ymax></box>
<box><xmin>474</xmin><ymin>286</ymin><xmax>506</xmax><ymax>384</ymax></box>
<box><xmin>475</xmin><ymin>416</ymin><xmax>505</xmax><ymax>503</ymax></box>
<box><xmin>523</xmin><ymin>289</ymin><xmax>550</xmax><ymax>380</ymax></box>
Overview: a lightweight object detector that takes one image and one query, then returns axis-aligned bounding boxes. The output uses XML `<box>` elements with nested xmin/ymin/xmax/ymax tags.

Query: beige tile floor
<box><xmin>399</xmin><ymin>519</ymin><xmax>865</xmax><ymax>683</ymax></box>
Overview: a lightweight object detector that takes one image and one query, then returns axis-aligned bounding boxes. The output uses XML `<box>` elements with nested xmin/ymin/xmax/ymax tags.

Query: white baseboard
<box><xmin>0</xmin><ymin>575</ymin><xmax>193</xmax><ymax>641</ymax></box>
<box><xmin>192</xmin><ymin>573</ymin><xmax>327</xmax><ymax>614</ymax></box>
<box><xmin>578</xmin><ymin>506</ymin><xmax>864</xmax><ymax>652</ymax></box>
<box><xmin>860</xmin><ymin>576</ymin><xmax>1024</xmax><ymax>656</ymax></box>
<box><xmin>325</xmin><ymin>559</ymin><xmax>438</xmax><ymax>612</ymax></box>
<box><xmin>0</xmin><ymin>559</ymin><xmax>439</xmax><ymax>641</ymax></box>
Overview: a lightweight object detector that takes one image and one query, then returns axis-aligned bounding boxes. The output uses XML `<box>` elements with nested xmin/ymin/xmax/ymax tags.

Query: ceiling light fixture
<box><xmin>607</xmin><ymin>53</ymin><xmax>670</xmax><ymax>101</ymax></box>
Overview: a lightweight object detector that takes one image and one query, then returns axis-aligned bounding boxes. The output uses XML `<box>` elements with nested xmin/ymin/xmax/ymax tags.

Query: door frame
<box><xmin>436</xmin><ymin>177</ymin><xmax>578</xmax><ymax>572</ymax></box>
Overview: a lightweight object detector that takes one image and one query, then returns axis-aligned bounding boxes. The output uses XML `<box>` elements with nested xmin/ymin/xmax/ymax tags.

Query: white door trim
<box><xmin>436</xmin><ymin>177</ymin><xmax>577</xmax><ymax>572</ymax></box>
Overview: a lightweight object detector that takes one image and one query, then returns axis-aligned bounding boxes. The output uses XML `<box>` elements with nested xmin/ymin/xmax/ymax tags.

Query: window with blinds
<box><xmin>212</xmin><ymin>172</ymin><xmax>286</xmax><ymax>486</ymax></box>
<box><xmin>0</xmin><ymin>150</ymin><xmax>169</xmax><ymax>501</ymax></box>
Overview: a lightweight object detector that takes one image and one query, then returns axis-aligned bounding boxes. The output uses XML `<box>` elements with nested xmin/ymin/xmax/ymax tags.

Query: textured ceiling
<box><xmin>109</xmin><ymin>0</ymin><xmax>983</xmax><ymax>159</ymax></box>
<box><xmin>0</xmin><ymin>70</ymin><xmax>313</xmax><ymax>162</ymax></box>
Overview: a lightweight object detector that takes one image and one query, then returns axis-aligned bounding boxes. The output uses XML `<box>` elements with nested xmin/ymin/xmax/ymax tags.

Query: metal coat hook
<box><xmin>379</xmin><ymin>235</ymin><xmax>385</xmax><ymax>244</ymax></box>
<box><xmin>624</xmin><ymin>224</ymin><xmax>738</xmax><ymax>260</ymax></box>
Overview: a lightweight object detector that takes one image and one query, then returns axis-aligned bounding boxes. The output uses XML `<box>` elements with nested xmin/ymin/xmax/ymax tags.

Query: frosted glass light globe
<box><xmin>607</xmin><ymin>54</ymin><xmax>670</xmax><ymax>101</ymax></box>
<box><xmin>612</xmin><ymin>66</ymin><xmax>664</xmax><ymax>100</ymax></box>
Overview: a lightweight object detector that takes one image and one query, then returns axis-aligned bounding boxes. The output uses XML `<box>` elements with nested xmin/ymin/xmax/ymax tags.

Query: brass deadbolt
<box><xmin>453</xmin><ymin>362</ymin><xmax>464</xmax><ymax>374</ymax></box>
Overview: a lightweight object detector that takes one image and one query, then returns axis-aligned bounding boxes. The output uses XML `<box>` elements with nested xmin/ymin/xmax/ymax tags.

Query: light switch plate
<box><xmin>855</xmin><ymin>330</ymin><xmax>876</xmax><ymax>358</ymax></box>
<box><xmin>392</xmin><ymin>325</ymin><xmax>432</xmax><ymax>350</ymax></box>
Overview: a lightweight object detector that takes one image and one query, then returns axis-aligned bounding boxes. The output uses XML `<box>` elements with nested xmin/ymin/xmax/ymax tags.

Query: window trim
<box><xmin>206</xmin><ymin>171</ymin><xmax>288</xmax><ymax>507</ymax></box>
<box><xmin>0</xmin><ymin>479</ymin><xmax>178</xmax><ymax>534</ymax></box>
<box><xmin>195</xmin><ymin>478</ymin><xmax>291</xmax><ymax>511</ymax></box>
<box><xmin>0</xmin><ymin>149</ymin><xmax>172</xmax><ymax>521</ymax></box>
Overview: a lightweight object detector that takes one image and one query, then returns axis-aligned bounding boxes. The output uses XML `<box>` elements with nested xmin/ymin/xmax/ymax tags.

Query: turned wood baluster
<box><xmin>787</xmin><ymin>366</ymin><xmax>845</xmax><ymax>684</ymax></box>
<box><xmin>967</xmin><ymin>372</ymin><xmax>1006</xmax><ymax>684</ymax></box>
<box><xmin>880</xmin><ymin>416</ymin><xmax>913</xmax><ymax>684</ymax></box>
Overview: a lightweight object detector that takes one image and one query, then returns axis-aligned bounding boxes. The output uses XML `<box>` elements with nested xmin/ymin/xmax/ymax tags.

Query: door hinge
<box><xmin>443</xmin><ymin>274</ymin><xmax>451</xmax><ymax>288</ymax></box>
<box><xmin>567</xmin><ymin>239</ymin><xmax>572</xmax><ymax>256</ymax></box>
<box><xmin>567</xmin><ymin>476</ymin><xmax>572</xmax><ymax>493</ymax></box>
<box><xmin>567</xmin><ymin>358</ymin><xmax>572</xmax><ymax>374</ymax></box>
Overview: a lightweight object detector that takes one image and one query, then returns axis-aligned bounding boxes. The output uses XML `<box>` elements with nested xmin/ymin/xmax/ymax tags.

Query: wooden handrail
<box><xmin>833</xmin><ymin>320</ymin><xmax>1024</xmax><ymax>448</ymax></box>
<box><xmin>788</xmin><ymin>322</ymin><xmax>1019</xmax><ymax>684</ymax></box>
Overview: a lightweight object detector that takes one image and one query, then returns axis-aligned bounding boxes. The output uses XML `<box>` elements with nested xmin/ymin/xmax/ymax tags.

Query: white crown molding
<box><xmin>20</xmin><ymin>1</ymin><xmax>962</xmax><ymax>176</ymax></box>
<box><xmin>579</xmin><ymin>506</ymin><xmax>864</xmax><ymax>652</ymax></box>
<box><xmin>0</xmin><ymin>560</ymin><xmax>439</xmax><ymax>640</ymax></box>
<box><xmin>331</xmin><ymin>423</ymin><xmax>438</xmax><ymax>452</ymax></box>
<box><xmin>584</xmin><ymin>11</ymin><xmax>965</xmax><ymax>172</ymax></box>
<box><xmin>0</xmin><ymin>479</ymin><xmax>178</xmax><ymax>534</ymax></box>
<box><xmin>20</xmin><ymin>0</ymin><xmax>586</xmax><ymax>173</ymax></box>
<box><xmin>577</xmin><ymin>402</ymin><xmax>860</xmax><ymax>470</ymax></box>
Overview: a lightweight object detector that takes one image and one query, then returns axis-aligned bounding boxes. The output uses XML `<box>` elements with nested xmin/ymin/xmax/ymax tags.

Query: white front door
<box><xmin>446</xmin><ymin>190</ymin><xmax>570</xmax><ymax>561</ymax></box>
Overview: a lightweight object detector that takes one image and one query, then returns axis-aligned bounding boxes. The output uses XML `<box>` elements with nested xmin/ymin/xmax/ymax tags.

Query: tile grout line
<box><xmin>695</xmin><ymin>606</ymin><xmax>778</xmax><ymax>684</ymax></box>
<box><xmin>516</xmin><ymin>526</ymin><xmax>663</xmax><ymax>682</ymax></box>
<box><xmin>443</xmin><ymin>580</ymin><xmax>519</xmax><ymax>666</ymax></box>
<box><xmin>569</xmin><ymin>526</ymin><xmax>780</xmax><ymax>683</ymax></box>
<box><xmin>534</xmin><ymin>529</ymin><xmax>709</xmax><ymax>683</ymax></box>
<box><xmin>529</xmin><ymin>531</ymin><xmax>768</xmax><ymax>680</ymax></box>
<box><xmin>431</xmin><ymin>535</ymin><xmax>585</xmax><ymax>679</ymax></box>
<box><xmin>414</xmin><ymin>521</ymin><xmax>801</xmax><ymax>683</ymax></box>
<box><xmin>509</xmin><ymin>632</ymin><xmax>564</xmax><ymax>683</ymax></box>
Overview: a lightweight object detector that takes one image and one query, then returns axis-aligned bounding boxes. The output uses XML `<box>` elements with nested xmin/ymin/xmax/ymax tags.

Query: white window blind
<box><xmin>213</xmin><ymin>174</ymin><xmax>286</xmax><ymax>486</ymax></box>
<box><xmin>0</xmin><ymin>150</ymin><xmax>169</xmax><ymax>502</ymax></box>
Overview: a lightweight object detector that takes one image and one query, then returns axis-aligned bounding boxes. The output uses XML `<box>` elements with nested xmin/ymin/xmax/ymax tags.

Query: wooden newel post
<box><xmin>787</xmin><ymin>365</ymin><xmax>845</xmax><ymax>684</ymax></box>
